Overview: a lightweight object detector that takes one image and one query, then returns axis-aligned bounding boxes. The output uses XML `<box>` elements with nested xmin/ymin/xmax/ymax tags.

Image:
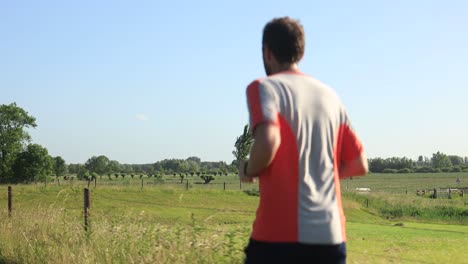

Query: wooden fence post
<box><xmin>186</xmin><ymin>179</ymin><xmax>189</xmax><ymax>190</ymax></box>
<box><xmin>224</xmin><ymin>182</ymin><xmax>226</xmax><ymax>191</ymax></box>
<box><xmin>141</xmin><ymin>178</ymin><xmax>144</xmax><ymax>190</ymax></box>
<box><xmin>8</xmin><ymin>186</ymin><xmax>12</xmax><ymax>217</ymax></box>
<box><xmin>94</xmin><ymin>177</ymin><xmax>97</xmax><ymax>188</ymax></box>
<box><xmin>240</xmin><ymin>181</ymin><xmax>242</xmax><ymax>190</ymax></box>
<box><xmin>366</xmin><ymin>198</ymin><xmax>369</xmax><ymax>208</ymax></box>
<box><xmin>84</xmin><ymin>188</ymin><xmax>90</xmax><ymax>232</ymax></box>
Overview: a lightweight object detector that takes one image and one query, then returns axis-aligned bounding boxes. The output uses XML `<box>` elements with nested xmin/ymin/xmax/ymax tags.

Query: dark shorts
<box><xmin>244</xmin><ymin>239</ymin><xmax>346</xmax><ymax>264</ymax></box>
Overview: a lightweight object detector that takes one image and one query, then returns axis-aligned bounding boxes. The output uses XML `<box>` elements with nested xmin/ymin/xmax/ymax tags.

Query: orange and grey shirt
<box><xmin>246</xmin><ymin>71</ymin><xmax>364</xmax><ymax>245</ymax></box>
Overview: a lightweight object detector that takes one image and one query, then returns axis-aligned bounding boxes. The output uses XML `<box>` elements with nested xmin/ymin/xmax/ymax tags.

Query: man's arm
<box><xmin>239</xmin><ymin>123</ymin><xmax>280</xmax><ymax>182</ymax></box>
<box><xmin>339</xmin><ymin>151</ymin><xmax>368</xmax><ymax>178</ymax></box>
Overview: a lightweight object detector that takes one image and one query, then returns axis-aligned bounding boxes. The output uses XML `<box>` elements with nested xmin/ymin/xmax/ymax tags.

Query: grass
<box><xmin>343</xmin><ymin>172</ymin><xmax>468</xmax><ymax>193</ymax></box>
<box><xmin>0</xmin><ymin>178</ymin><xmax>467</xmax><ymax>263</ymax></box>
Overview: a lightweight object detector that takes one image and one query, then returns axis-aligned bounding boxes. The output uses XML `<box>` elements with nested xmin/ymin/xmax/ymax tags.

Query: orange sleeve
<box><xmin>339</xmin><ymin>124</ymin><xmax>364</xmax><ymax>162</ymax></box>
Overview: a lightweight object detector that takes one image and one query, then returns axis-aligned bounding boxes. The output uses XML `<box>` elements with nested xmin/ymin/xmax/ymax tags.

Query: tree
<box><xmin>12</xmin><ymin>144</ymin><xmax>53</xmax><ymax>182</ymax></box>
<box><xmin>186</xmin><ymin>156</ymin><xmax>201</xmax><ymax>164</ymax></box>
<box><xmin>53</xmin><ymin>156</ymin><xmax>67</xmax><ymax>177</ymax></box>
<box><xmin>145</xmin><ymin>166</ymin><xmax>155</xmax><ymax>175</ymax></box>
<box><xmin>417</xmin><ymin>155</ymin><xmax>424</xmax><ymax>165</ymax></box>
<box><xmin>108</xmin><ymin>160</ymin><xmax>120</xmax><ymax>173</ymax></box>
<box><xmin>200</xmin><ymin>175</ymin><xmax>215</xmax><ymax>184</ymax></box>
<box><xmin>448</xmin><ymin>155</ymin><xmax>463</xmax><ymax>166</ymax></box>
<box><xmin>232</xmin><ymin>124</ymin><xmax>254</xmax><ymax>161</ymax></box>
<box><xmin>431</xmin><ymin>151</ymin><xmax>452</xmax><ymax>169</ymax></box>
<box><xmin>77</xmin><ymin>165</ymin><xmax>88</xmax><ymax>180</ymax></box>
<box><xmin>68</xmin><ymin>163</ymin><xmax>81</xmax><ymax>174</ymax></box>
<box><xmin>85</xmin><ymin>155</ymin><xmax>110</xmax><ymax>175</ymax></box>
<box><xmin>0</xmin><ymin>103</ymin><xmax>37</xmax><ymax>180</ymax></box>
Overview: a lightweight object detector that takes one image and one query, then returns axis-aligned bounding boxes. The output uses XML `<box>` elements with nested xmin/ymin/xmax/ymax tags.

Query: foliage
<box><xmin>369</xmin><ymin>151</ymin><xmax>468</xmax><ymax>174</ymax></box>
<box><xmin>108</xmin><ymin>160</ymin><xmax>120</xmax><ymax>173</ymax></box>
<box><xmin>0</xmin><ymin>103</ymin><xmax>37</xmax><ymax>180</ymax></box>
<box><xmin>368</xmin><ymin>157</ymin><xmax>414</xmax><ymax>173</ymax></box>
<box><xmin>12</xmin><ymin>144</ymin><xmax>53</xmax><ymax>182</ymax></box>
<box><xmin>77</xmin><ymin>165</ymin><xmax>89</xmax><ymax>180</ymax></box>
<box><xmin>232</xmin><ymin>124</ymin><xmax>253</xmax><ymax>161</ymax></box>
<box><xmin>85</xmin><ymin>155</ymin><xmax>111</xmax><ymax>175</ymax></box>
<box><xmin>432</xmin><ymin>151</ymin><xmax>452</xmax><ymax>169</ymax></box>
<box><xmin>53</xmin><ymin>156</ymin><xmax>67</xmax><ymax>177</ymax></box>
<box><xmin>200</xmin><ymin>175</ymin><xmax>215</xmax><ymax>184</ymax></box>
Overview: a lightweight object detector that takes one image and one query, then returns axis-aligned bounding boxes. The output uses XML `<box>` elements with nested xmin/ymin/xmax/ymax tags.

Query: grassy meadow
<box><xmin>0</xmin><ymin>172</ymin><xmax>467</xmax><ymax>263</ymax></box>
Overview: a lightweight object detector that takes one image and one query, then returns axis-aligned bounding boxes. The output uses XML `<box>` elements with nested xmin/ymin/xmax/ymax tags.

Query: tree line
<box><xmin>368</xmin><ymin>152</ymin><xmax>468</xmax><ymax>173</ymax></box>
<box><xmin>2</xmin><ymin>103</ymin><xmax>467</xmax><ymax>183</ymax></box>
<box><xmin>66</xmin><ymin>155</ymin><xmax>238</xmax><ymax>181</ymax></box>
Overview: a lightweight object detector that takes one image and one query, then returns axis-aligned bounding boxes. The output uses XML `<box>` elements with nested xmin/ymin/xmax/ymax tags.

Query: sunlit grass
<box><xmin>0</xmin><ymin>183</ymin><xmax>466</xmax><ymax>263</ymax></box>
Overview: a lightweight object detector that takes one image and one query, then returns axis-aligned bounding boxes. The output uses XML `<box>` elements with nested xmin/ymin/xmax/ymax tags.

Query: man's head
<box><xmin>262</xmin><ymin>17</ymin><xmax>305</xmax><ymax>75</ymax></box>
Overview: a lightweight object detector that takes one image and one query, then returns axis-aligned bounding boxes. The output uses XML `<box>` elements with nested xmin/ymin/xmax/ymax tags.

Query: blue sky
<box><xmin>1</xmin><ymin>0</ymin><xmax>467</xmax><ymax>164</ymax></box>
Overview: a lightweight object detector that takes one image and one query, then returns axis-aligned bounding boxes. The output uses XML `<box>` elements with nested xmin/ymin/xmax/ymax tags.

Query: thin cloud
<box><xmin>135</xmin><ymin>114</ymin><xmax>149</xmax><ymax>121</ymax></box>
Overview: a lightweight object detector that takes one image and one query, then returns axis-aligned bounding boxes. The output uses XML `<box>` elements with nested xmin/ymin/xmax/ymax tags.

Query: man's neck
<box><xmin>271</xmin><ymin>63</ymin><xmax>300</xmax><ymax>75</ymax></box>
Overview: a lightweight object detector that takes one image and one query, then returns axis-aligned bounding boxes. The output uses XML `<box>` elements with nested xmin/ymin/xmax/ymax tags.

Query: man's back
<box><xmin>241</xmin><ymin>16</ymin><xmax>367</xmax><ymax>264</ymax></box>
<box><xmin>246</xmin><ymin>71</ymin><xmax>363</xmax><ymax>244</ymax></box>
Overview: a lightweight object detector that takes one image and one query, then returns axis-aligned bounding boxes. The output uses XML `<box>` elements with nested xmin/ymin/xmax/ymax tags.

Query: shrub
<box><xmin>243</xmin><ymin>189</ymin><xmax>260</xmax><ymax>196</ymax></box>
<box><xmin>200</xmin><ymin>175</ymin><xmax>215</xmax><ymax>184</ymax></box>
<box><xmin>397</xmin><ymin>168</ymin><xmax>412</xmax><ymax>173</ymax></box>
<box><xmin>441</xmin><ymin>167</ymin><xmax>451</xmax><ymax>173</ymax></box>
<box><xmin>414</xmin><ymin>166</ymin><xmax>432</xmax><ymax>173</ymax></box>
<box><xmin>179</xmin><ymin>174</ymin><xmax>185</xmax><ymax>184</ymax></box>
<box><xmin>451</xmin><ymin>166</ymin><xmax>462</xmax><ymax>172</ymax></box>
<box><xmin>382</xmin><ymin>168</ymin><xmax>397</xmax><ymax>174</ymax></box>
<box><xmin>154</xmin><ymin>174</ymin><xmax>164</xmax><ymax>184</ymax></box>
<box><xmin>432</xmin><ymin>168</ymin><xmax>442</xmax><ymax>173</ymax></box>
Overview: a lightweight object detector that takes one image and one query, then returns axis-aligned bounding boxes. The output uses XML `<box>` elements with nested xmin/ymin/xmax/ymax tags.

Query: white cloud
<box><xmin>135</xmin><ymin>114</ymin><xmax>149</xmax><ymax>121</ymax></box>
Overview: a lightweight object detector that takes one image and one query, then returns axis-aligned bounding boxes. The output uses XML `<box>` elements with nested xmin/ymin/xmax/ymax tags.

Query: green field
<box><xmin>0</xmin><ymin>173</ymin><xmax>467</xmax><ymax>263</ymax></box>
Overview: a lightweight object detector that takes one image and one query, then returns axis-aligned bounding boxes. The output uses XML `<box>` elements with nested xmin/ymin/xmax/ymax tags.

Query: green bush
<box><xmin>397</xmin><ymin>168</ymin><xmax>413</xmax><ymax>173</ymax></box>
<box><xmin>414</xmin><ymin>166</ymin><xmax>432</xmax><ymax>173</ymax></box>
<box><xmin>441</xmin><ymin>167</ymin><xmax>452</xmax><ymax>173</ymax></box>
<box><xmin>383</xmin><ymin>168</ymin><xmax>397</xmax><ymax>173</ymax></box>
<box><xmin>243</xmin><ymin>189</ymin><xmax>260</xmax><ymax>197</ymax></box>
<box><xmin>200</xmin><ymin>175</ymin><xmax>215</xmax><ymax>184</ymax></box>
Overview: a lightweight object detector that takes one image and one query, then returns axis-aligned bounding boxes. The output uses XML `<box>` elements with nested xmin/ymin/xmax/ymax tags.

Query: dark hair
<box><xmin>262</xmin><ymin>17</ymin><xmax>305</xmax><ymax>64</ymax></box>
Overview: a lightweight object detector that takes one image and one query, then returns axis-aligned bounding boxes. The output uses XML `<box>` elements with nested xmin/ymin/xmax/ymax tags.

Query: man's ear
<box><xmin>263</xmin><ymin>46</ymin><xmax>272</xmax><ymax>61</ymax></box>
